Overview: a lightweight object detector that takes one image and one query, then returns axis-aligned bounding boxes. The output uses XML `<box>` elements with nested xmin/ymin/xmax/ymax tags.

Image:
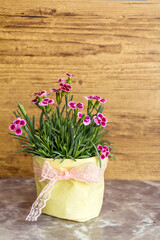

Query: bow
<box><xmin>26</xmin><ymin>160</ymin><xmax>107</xmax><ymax>221</ymax></box>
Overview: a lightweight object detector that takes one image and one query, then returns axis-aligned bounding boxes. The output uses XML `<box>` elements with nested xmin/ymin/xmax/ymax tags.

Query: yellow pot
<box><xmin>33</xmin><ymin>155</ymin><xmax>107</xmax><ymax>222</ymax></box>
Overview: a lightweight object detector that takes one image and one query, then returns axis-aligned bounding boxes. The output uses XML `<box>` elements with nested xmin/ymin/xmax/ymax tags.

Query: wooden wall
<box><xmin>0</xmin><ymin>0</ymin><xmax>160</xmax><ymax>179</ymax></box>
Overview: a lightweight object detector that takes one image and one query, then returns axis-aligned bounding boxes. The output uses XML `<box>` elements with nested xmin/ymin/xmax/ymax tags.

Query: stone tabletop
<box><xmin>0</xmin><ymin>178</ymin><xmax>160</xmax><ymax>240</ymax></box>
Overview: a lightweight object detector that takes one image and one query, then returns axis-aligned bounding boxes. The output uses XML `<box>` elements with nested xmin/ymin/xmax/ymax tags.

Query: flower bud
<box><xmin>20</xmin><ymin>105</ymin><xmax>27</xmax><ymax>114</ymax></box>
<box><xmin>45</xmin><ymin>104</ymin><xmax>50</xmax><ymax>113</ymax></box>
<box><xmin>35</xmin><ymin>101</ymin><xmax>43</xmax><ymax>110</ymax></box>
<box><xmin>67</xmin><ymin>77</ymin><xmax>72</xmax><ymax>84</ymax></box>
<box><xmin>93</xmin><ymin>100</ymin><xmax>100</xmax><ymax>109</ymax></box>
<box><xmin>56</xmin><ymin>92</ymin><xmax>61</xmax><ymax>104</ymax></box>
<box><xmin>88</xmin><ymin>100</ymin><xmax>93</xmax><ymax>109</ymax></box>
<box><xmin>61</xmin><ymin>91</ymin><xmax>65</xmax><ymax>97</ymax></box>
<box><xmin>74</xmin><ymin>108</ymin><xmax>78</xmax><ymax>116</ymax></box>
<box><xmin>38</xmin><ymin>96</ymin><xmax>42</xmax><ymax>102</ymax></box>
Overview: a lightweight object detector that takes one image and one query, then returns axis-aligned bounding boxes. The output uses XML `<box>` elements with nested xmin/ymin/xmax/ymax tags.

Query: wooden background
<box><xmin>0</xmin><ymin>0</ymin><xmax>160</xmax><ymax>179</ymax></box>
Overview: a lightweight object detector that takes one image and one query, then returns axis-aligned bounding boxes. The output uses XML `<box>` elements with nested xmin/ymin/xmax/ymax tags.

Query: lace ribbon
<box><xmin>26</xmin><ymin>159</ymin><xmax>108</xmax><ymax>221</ymax></box>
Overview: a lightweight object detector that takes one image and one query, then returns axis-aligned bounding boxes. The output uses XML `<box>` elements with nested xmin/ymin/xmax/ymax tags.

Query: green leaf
<box><xmin>109</xmin><ymin>152</ymin><xmax>117</xmax><ymax>160</ymax></box>
<box><xmin>39</xmin><ymin>110</ymin><xmax>44</xmax><ymax>129</ymax></box>
<box><xmin>70</xmin><ymin>156</ymin><xmax>76</xmax><ymax>162</ymax></box>
<box><xmin>16</xmin><ymin>147</ymin><xmax>31</xmax><ymax>153</ymax></box>
<box><xmin>91</xmin><ymin>140</ymin><xmax>101</xmax><ymax>167</ymax></box>
<box><xmin>61</xmin><ymin>105</ymin><xmax>65</xmax><ymax>115</ymax></box>
<box><xmin>106</xmin><ymin>145</ymin><xmax>116</xmax><ymax>151</ymax></box>
<box><xmin>60</xmin><ymin>157</ymin><xmax>65</xmax><ymax>163</ymax></box>
<box><xmin>32</xmin><ymin>115</ymin><xmax>35</xmax><ymax>130</ymax></box>
<box><xmin>13</xmin><ymin>137</ymin><xmax>31</xmax><ymax>143</ymax></box>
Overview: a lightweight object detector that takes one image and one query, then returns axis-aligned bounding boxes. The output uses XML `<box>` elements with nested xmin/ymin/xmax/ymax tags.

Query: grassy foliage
<box><xmin>9</xmin><ymin>76</ymin><xmax>116</xmax><ymax>166</ymax></box>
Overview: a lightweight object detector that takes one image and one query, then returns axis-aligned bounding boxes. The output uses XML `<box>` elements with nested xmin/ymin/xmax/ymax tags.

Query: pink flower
<box><xmin>20</xmin><ymin>119</ymin><xmax>26</xmax><ymax>126</ymax></box>
<box><xmin>13</xmin><ymin>118</ymin><xmax>21</xmax><ymax>125</ymax></box>
<box><xmin>97</xmin><ymin>144</ymin><xmax>110</xmax><ymax>159</ymax></box>
<box><xmin>50</xmin><ymin>88</ymin><xmax>61</xmax><ymax>93</ymax></box>
<box><xmin>39</xmin><ymin>98</ymin><xmax>54</xmax><ymax>106</ymax></box>
<box><xmin>97</xmin><ymin>113</ymin><xmax>103</xmax><ymax>119</ymax></box>
<box><xmin>9</xmin><ymin>118</ymin><xmax>26</xmax><ymax>135</ymax></box>
<box><xmin>15</xmin><ymin>128</ymin><xmax>22</xmax><ymax>135</ymax></box>
<box><xmin>39</xmin><ymin>101</ymin><xmax>48</xmax><ymax>106</ymax></box>
<box><xmin>105</xmin><ymin>151</ymin><xmax>109</xmax><ymax>157</ymax></box>
<box><xmin>65</xmin><ymin>73</ymin><xmax>76</xmax><ymax>77</ymax></box>
<box><xmin>102</xmin><ymin>116</ymin><xmax>107</xmax><ymax>122</ymax></box>
<box><xmin>101</xmin><ymin>148</ymin><xmax>107</xmax><ymax>153</ymax></box>
<box><xmin>48</xmin><ymin>99</ymin><xmax>54</xmax><ymax>104</ymax></box>
<box><xmin>85</xmin><ymin>96</ymin><xmax>93</xmax><ymax>100</ymax></box>
<box><xmin>60</xmin><ymin>83</ymin><xmax>72</xmax><ymax>92</ymax></box>
<box><xmin>43</xmin><ymin>98</ymin><xmax>50</xmax><ymax>102</ymax></box>
<box><xmin>100</xmin><ymin>154</ymin><xmax>106</xmax><ymax>160</ymax></box>
<box><xmin>76</xmin><ymin>103</ymin><xmax>84</xmax><ymax>109</ymax></box>
<box><xmin>102</xmin><ymin>145</ymin><xmax>109</xmax><ymax>152</ymax></box>
<box><xmin>94</xmin><ymin>113</ymin><xmax>107</xmax><ymax>127</ymax></box>
<box><xmin>85</xmin><ymin>95</ymin><xmax>107</xmax><ymax>103</ymax></box>
<box><xmin>58</xmin><ymin>78</ymin><xmax>66</xmax><ymax>83</ymax></box>
<box><xmin>78</xmin><ymin>112</ymin><xmax>83</xmax><ymax>118</ymax></box>
<box><xmin>93</xmin><ymin>95</ymin><xmax>101</xmax><ymax>100</ymax></box>
<box><xmin>31</xmin><ymin>90</ymin><xmax>50</xmax><ymax>104</ymax></box>
<box><xmin>9</xmin><ymin>124</ymin><xmax>16</xmax><ymax>131</ymax></box>
<box><xmin>100</xmin><ymin>98</ymin><xmax>107</xmax><ymax>103</ymax></box>
<box><xmin>93</xmin><ymin>116</ymin><xmax>101</xmax><ymax>126</ymax></box>
<box><xmin>101</xmin><ymin>121</ymin><xmax>107</xmax><ymax>127</ymax></box>
<box><xmin>97</xmin><ymin>144</ymin><xmax>103</xmax><ymax>151</ymax></box>
<box><xmin>68</xmin><ymin>101</ymin><xmax>76</xmax><ymax>109</ymax></box>
<box><xmin>34</xmin><ymin>90</ymin><xmax>49</xmax><ymax>97</ymax></box>
<box><xmin>31</xmin><ymin>97</ymin><xmax>38</xmax><ymax>104</ymax></box>
<box><xmin>68</xmin><ymin>101</ymin><xmax>84</xmax><ymax>109</ymax></box>
<box><xmin>83</xmin><ymin>116</ymin><xmax>91</xmax><ymax>126</ymax></box>
<box><xmin>85</xmin><ymin>95</ymin><xmax>97</xmax><ymax>100</ymax></box>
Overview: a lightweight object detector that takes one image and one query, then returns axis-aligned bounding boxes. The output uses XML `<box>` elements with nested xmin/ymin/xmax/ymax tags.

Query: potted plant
<box><xmin>9</xmin><ymin>73</ymin><xmax>116</xmax><ymax>222</ymax></box>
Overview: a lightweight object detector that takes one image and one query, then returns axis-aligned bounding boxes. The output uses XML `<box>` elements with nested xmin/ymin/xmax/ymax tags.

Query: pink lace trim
<box><xmin>26</xmin><ymin>159</ymin><xmax>108</xmax><ymax>221</ymax></box>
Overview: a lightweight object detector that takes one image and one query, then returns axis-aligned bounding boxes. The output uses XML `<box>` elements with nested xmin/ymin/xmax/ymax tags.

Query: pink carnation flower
<box><xmin>65</xmin><ymin>73</ymin><xmax>76</xmax><ymax>77</ymax></box>
<box><xmin>85</xmin><ymin>95</ymin><xmax>107</xmax><ymax>103</ymax></box>
<box><xmin>9</xmin><ymin>118</ymin><xmax>26</xmax><ymax>135</ymax></box>
<box><xmin>34</xmin><ymin>90</ymin><xmax>49</xmax><ymax>97</ymax></box>
<box><xmin>93</xmin><ymin>95</ymin><xmax>101</xmax><ymax>100</ymax></box>
<box><xmin>19</xmin><ymin>119</ymin><xmax>26</xmax><ymax>126</ymax></box>
<box><xmin>15</xmin><ymin>128</ymin><xmax>22</xmax><ymax>135</ymax></box>
<box><xmin>13</xmin><ymin>118</ymin><xmax>21</xmax><ymax>125</ymax></box>
<box><xmin>105</xmin><ymin>151</ymin><xmax>109</xmax><ymax>158</ymax></box>
<box><xmin>68</xmin><ymin>101</ymin><xmax>84</xmax><ymax>109</ymax></box>
<box><xmin>50</xmin><ymin>88</ymin><xmax>61</xmax><ymax>93</ymax></box>
<box><xmin>78</xmin><ymin>112</ymin><xmax>83</xmax><ymax>118</ymax></box>
<box><xmin>97</xmin><ymin>144</ymin><xmax>110</xmax><ymax>160</ymax></box>
<box><xmin>76</xmin><ymin>103</ymin><xmax>84</xmax><ymax>109</ymax></box>
<box><xmin>100</xmin><ymin>154</ymin><xmax>106</xmax><ymax>160</ymax></box>
<box><xmin>59</xmin><ymin>83</ymin><xmax>72</xmax><ymax>92</ymax></box>
<box><xmin>85</xmin><ymin>96</ymin><xmax>93</xmax><ymax>100</ymax></box>
<box><xmin>102</xmin><ymin>145</ymin><xmax>109</xmax><ymax>152</ymax></box>
<box><xmin>100</xmin><ymin>98</ymin><xmax>107</xmax><ymax>103</ymax></box>
<box><xmin>83</xmin><ymin>116</ymin><xmax>91</xmax><ymax>126</ymax></box>
<box><xmin>93</xmin><ymin>116</ymin><xmax>101</xmax><ymax>126</ymax></box>
<box><xmin>39</xmin><ymin>98</ymin><xmax>54</xmax><ymax>106</ymax></box>
<box><xmin>94</xmin><ymin>113</ymin><xmax>107</xmax><ymax>127</ymax></box>
<box><xmin>58</xmin><ymin>78</ymin><xmax>66</xmax><ymax>83</ymax></box>
<box><xmin>31</xmin><ymin>90</ymin><xmax>50</xmax><ymax>104</ymax></box>
<box><xmin>77</xmin><ymin>112</ymin><xmax>90</xmax><ymax>125</ymax></box>
<box><xmin>31</xmin><ymin>97</ymin><xmax>38</xmax><ymax>104</ymax></box>
<box><xmin>68</xmin><ymin>101</ymin><xmax>76</xmax><ymax>109</ymax></box>
<box><xmin>97</xmin><ymin>144</ymin><xmax>103</xmax><ymax>151</ymax></box>
<box><xmin>9</xmin><ymin>124</ymin><xmax>16</xmax><ymax>131</ymax></box>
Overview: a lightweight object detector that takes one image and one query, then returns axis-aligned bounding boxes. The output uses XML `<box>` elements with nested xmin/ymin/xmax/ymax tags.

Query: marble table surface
<box><xmin>0</xmin><ymin>178</ymin><xmax>160</xmax><ymax>240</ymax></box>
